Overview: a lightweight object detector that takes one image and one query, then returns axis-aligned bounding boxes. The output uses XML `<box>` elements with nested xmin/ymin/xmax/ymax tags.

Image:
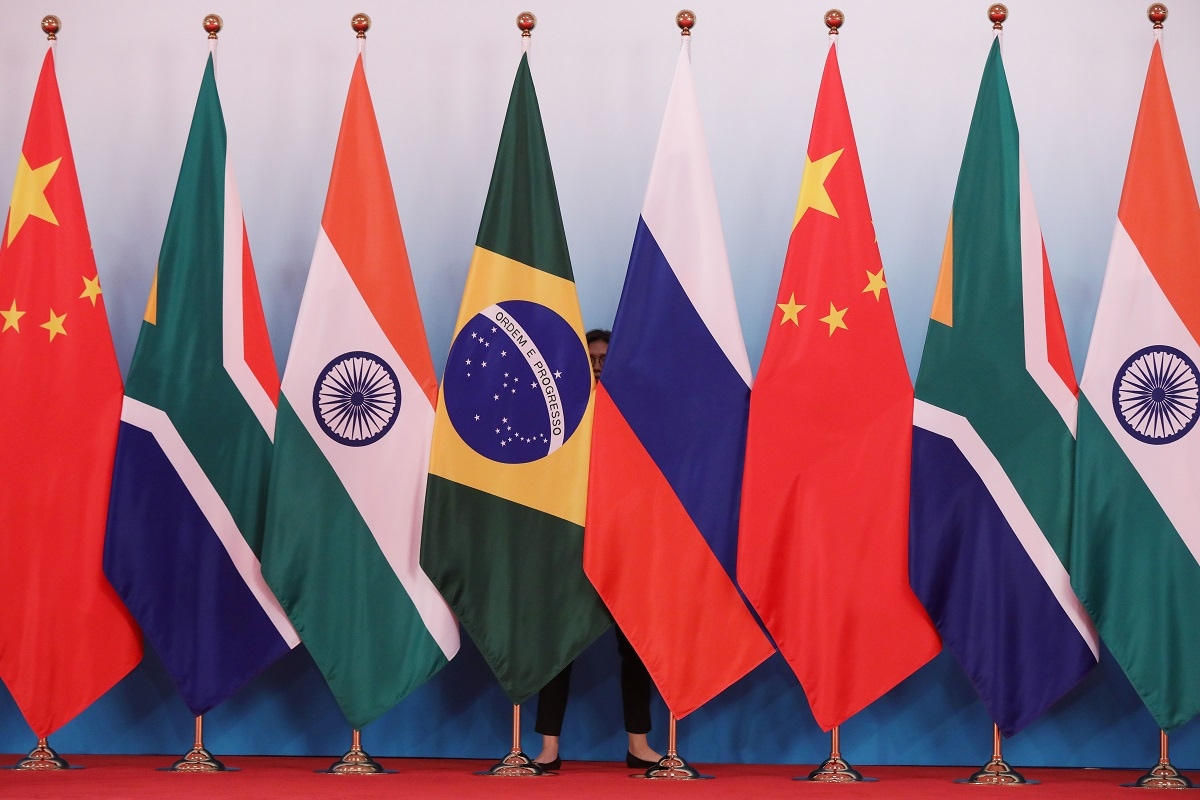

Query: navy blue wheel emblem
<box><xmin>1112</xmin><ymin>344</ymin><xmax>1200</xmax><ymax>445</ymax></box>
<box><xmin>312</xmin><ymin>351</ymin><xmax>401</xmax><ymax>446</ymax></box>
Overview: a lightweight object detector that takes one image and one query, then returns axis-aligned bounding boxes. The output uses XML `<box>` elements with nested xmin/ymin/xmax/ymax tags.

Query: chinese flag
<box><xmin>0</xmin><ymin>47</ymin><xmax>141</xmax><ymax>738</ymax></box>
<box><xmin>736</xmin><ymin>40</ymin><xmax>940</xmax><ymax>731</ymax></box>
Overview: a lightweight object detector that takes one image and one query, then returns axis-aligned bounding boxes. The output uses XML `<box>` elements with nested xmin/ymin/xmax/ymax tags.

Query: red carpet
<box><xmin>0</xmin><ymin>755</ymin><xmax>1156</xmax><ymax>799</ymax></box>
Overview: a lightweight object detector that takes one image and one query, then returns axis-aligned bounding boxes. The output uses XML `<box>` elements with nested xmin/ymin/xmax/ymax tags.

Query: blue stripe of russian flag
<box><xmin>601</xmin><ymin>218</ymin><xmax>750</xmax><ymax>579</ymax></box>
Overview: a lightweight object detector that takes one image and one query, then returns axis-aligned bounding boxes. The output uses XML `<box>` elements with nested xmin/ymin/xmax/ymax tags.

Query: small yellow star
<box><xmin>794</xmin><ymin>148</ymin><xmax>843</xmax><ymax>225</ymax></box>
<box><xmin>1</xmin><ymin>299</ymin><xmax>25</xmax><ymax>332</ymax></box>
<box><xmin>819</xmin><ymin>303</ymin><xmax>848</xmax><ymax>337</ymax></box>
<box><xmin>80</xmin><ymin>274</ymin><xmax>103</xmax><ymax>306</ymax></box>
<box><xmin>40</xmin><ymin>308</ymin><xmax>67</xmax><ymax>341</ymax></box>
<box><xmin>776</xmin><ymin>292</ymin><xmax>806</xmax><ymax>326</ymax></box>
<box><xmin>8</xmin><ymin>154</ymin><xmax>61</xmax><ymax>246</ymax></box>
<box><xmin>863</xmin><ymin>268</ymin><xmax>888</xmax><ymax>301</ymax></box>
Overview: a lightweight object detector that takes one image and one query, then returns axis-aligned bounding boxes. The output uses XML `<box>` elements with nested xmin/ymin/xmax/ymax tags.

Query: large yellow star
<box><xmin>80</xmin><ymin>274</ymin><xmax>103</xmax><ymax>306</ymax></box>
<box><xmin>40</xmin><ymin>308</ymin><xmax>67</xmax><ymax>341</ymax></box>
<box><xmin>819</xmin><ymin>302</ymin><xmax>848</xmax><ymax>337</ymax></box>
<box><xmin>793</xmin><ymin>148</ymin><xmax>843</xmax><ymax>225</ymax></box>
<box><xmin>7</xmin><ymin>154</ymin><xmax>62</xmax><ymax>246</ymax></box>
<box><xmin>863</xmin><ymin>268</ymin><xmax>888</xmax><ymax>301</ymax></box>
<box><xmin>776</xmin><ymin>292</ymin><xmax>806</xmax><ymax>325</ymax></box>
<box><xmin>1</xmin><ymin>299</ymin><xmax>24</xmax><ymax>332</ymax></box>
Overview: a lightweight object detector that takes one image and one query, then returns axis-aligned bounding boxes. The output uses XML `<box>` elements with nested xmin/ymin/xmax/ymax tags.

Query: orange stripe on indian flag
<box><xmin>321</xmin><ymin>54</ymin><xmax>437</xmax><ymax>407</ymax></box>
<box><xmin>1118</xmin><ymin>42</ymin><xmax>1200</xmax><ymax>347</ymax></box>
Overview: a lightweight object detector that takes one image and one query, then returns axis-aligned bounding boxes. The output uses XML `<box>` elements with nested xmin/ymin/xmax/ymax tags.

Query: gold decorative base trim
<box><xmin>641</xmin><ymin>753</ymin><xmax>710</xmax><ymax>780</ymax></box>
<box><xmin>1134</xmin><ymin>760</ymin><xmax>1193</xmax><ymax>789</ymax></box>
<box><xmin>325</xmin><ymin>743</ymin><xmax>386</xmax><ymax>774</ymax></box>
<box><xmin>15</xmin><ymin>741</ymin><xmax>70</xmax><ymax>771</ymax></box>
<box><xmin>169</xmin><ymin>745</ymin><xmax>225</xmax><ymax>772</ymax></box>
<box><xmin>479</xmin><ymin>750</ymin><xmax>544</xmax><ymax>777</ymax></box>
<box><xmin>965</xmin><ymin>756</ymin><xmax>1028</xmax><ymax>785</ymax></box>
<box><xmin>806</xmin><ymin>755</ymin><xmax>864</xmax><ymax>782</ymax></box>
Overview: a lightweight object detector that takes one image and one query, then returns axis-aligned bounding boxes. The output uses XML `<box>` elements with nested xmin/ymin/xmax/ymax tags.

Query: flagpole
<box><xmin>14</xmin><ymin>737</ymin><xmax>70</xmax><ymax>771</ymax></box>
<box><xmin>794</xmin><ymin>9</ymin><xmax>871</xmax><ymax>788</ymax></box>
<box><xmin>634</xmin><ymin>14</ymin><xmax>713</xmax><ymax>783</ymax></box>
<box><xmin>43</xmin><ymin>13</ymin><xmax>59</xmax><ymax>57</ymax></box>
<box><xmin>477</xmin><ymin>12</ymin><xmax>549</xmax><ymax>780</ymax></box>
<box><xmin>1129</xmin><ymin>24</ymin><xmax>1189</xmax><ymax>790</ymax></box>
<box><xmin>321</xmin><ymin>728</ymin><xmax>387</xmax><ymax>774</ymax></box>
<box><xmin>639</xmin><ymin>714</ymin><xmax>707</xmax><ymax>780</ymax></box>
<box><xmin>352</xmin><ymin>11</ymin><xmax>369</xmax><ymax>58</ymax></box>
<box><xmin>480</xmin><ymin>704</ymin><xmax>543</xmax><ymax>776</ymax></box>
<box><xmin>964</xmin><ymin>722</ymin><xmax>1028</xmax><ymax>785</ymax></box>
<box><xmin>13</xmin><ymin>14</ymin><xmax>71</xmax><ymax>774</ymax></box>
<box><xmin>14</xmin><ymin>17</ymin><xmax>70</xmax><ymax>773</ymax></box>
<box><xmin>162</xmin><ymin>16</ymin><xmax>231</xmax><ymax>777</ymax></box>
<box><xmin>1133</xmin><ymin>729</ymin><xmax>1193</xmax><ymax>789</ymax></box>
<box><xmin>518</xmin><ymin>10</ymin><xmax>535</xmax><ymax>56</ymax></box>
<box><xmin>989</xmin><ymin>3</ymin><xmax>1006</xmax><ymax>50</ymax></box>
<box><xmin>205</xmin><ymin>12</ymin><xmax>220</xmax><ymax>64</ymax></box>
<box><xmin>806</xmin><ymin>724</ymin><xmax>868</xmax><ymax>783</ymax></box>
<box><xmin>168</xmin><ymin>715</ymin><xmax>227</xmax><ymax>772</ymax></box>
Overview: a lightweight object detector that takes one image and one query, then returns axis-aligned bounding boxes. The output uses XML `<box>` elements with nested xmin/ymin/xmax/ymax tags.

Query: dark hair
<box><xmin>586</xmin><ymin>329</ymin><xmax>611</xmax><ymax>345</ymax></box>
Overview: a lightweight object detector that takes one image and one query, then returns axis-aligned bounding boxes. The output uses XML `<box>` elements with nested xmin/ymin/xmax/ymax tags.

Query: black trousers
<box><xmin>533</xmin><ymin>627</ymin><xmax>652</xmax><ymax>736</ymax></box>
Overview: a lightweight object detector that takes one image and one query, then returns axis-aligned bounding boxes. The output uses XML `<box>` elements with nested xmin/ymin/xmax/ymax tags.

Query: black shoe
<box><xmin>626</xmin><ymin>751</ymin><xmax>660</xmax><ymax>769</ymax></box>
<box><xmin>534</xmin><ymin>756</ymin><xmax>562</xmax><ymax>771</ymax></box>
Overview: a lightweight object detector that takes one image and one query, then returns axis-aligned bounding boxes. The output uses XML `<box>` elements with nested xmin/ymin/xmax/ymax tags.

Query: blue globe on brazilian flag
<box><xmin>444</xmin><ymin>300</ymin><xmax>590</xmax><ymax>465</ymax></box>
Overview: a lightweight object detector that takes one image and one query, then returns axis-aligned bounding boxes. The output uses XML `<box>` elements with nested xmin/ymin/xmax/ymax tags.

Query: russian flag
<box><xmin>583</xmin><ymin>36</ymin><xmax>774</xmax><ymax>720</ymax></box>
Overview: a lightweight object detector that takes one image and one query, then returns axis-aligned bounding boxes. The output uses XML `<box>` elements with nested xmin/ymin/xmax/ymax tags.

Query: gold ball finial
<box><xmin>516</xmin><ymin>12</ymin><xmax>536</xmax><ymax>37</ymax></box>
<box><xmin>676</xmin><ymin>9</ymin><xmax>696</xmax><ymax>36</ymax></box>
<box><xmin>41</xmin><ymin>15</ymin><xmax>61</xmax><ymax>40</ymax></box>
<box><xmin>1148</xmin><ymin>3</ymin><xmax>1167</xmax><ymax>28</ymax></box>
<box><xmin>825</xmin><ymin>9</ymin><xmax>844</xmax><ymax>34</ymax></box>
<box><xmin>988</xmin><ymin>4</ymin><xmax>1008</xmax><ymax>30</ymax></box>
<box><xmin>351</xmin><ymin>13</ymin><xmax>371</xmax><ymax>38</ymax></box>
<box><xmin>203</xmin><ymin>14</ymin><xmax>222</xmax><ymax>39</ymax></box>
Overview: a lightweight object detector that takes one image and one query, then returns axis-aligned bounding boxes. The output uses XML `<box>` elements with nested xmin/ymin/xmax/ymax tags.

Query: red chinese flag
<box><xmin>736</xmin><ymin>41</ymin><xmax>940</xmax><ymax>731</ymax></box>
<box><xmin>0</xmin><ymin>47</ymin><xmax>142</xmax><ymax>738</ymax></box>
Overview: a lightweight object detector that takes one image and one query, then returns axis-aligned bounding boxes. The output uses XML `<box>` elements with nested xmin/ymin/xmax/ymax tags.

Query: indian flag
<box><xmin>1072</xmin><ymin>38</ymin><xmax>1200</xmax><ymax>732</ymax></box>
<box><xmin>261</xmin><ymin>53</ymin><xmax>458</xmax><ymax>730</ymax></box>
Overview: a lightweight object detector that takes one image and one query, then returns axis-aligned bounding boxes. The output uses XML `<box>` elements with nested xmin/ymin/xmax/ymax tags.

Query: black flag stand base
<box><xmin>962</xmin><ymin>723</ymin><xmax>1032</xmax><ymax>785</ymax></box>
<box><xmin>802</xmin><ymin>726</ymin><xmax>865</xmax><ymax>782</ymax></box>
<box><xmin>168</xmin><ymin>715</ymin><xmax>226</xmax><ymax>772</ymax></box>
<box><xmin>479</xmin><ymin>705</ymin><xmax>545</xmax><ymax>776</ymax></box>
<box><xmin>14</xmin><ymin>738</ymin><xmax>70</xmax><ymax>770</ymax></box>
<box><xmin>1130</xmin><ymin>731</ymin><xmax>1193</xmax><ymax>789</ymax></box>
<box><xmin>323</xmin><ymin>729</ymin><xmax>389</xmax><ymax>774</ymax></box>
<box><xmin>639</xmin><ymin>716</ymin><xmax>710</xmax><ymax>780</ymax></box>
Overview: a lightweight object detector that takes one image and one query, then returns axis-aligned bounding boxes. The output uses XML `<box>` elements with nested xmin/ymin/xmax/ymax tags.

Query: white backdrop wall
<box><xmin>2</xmin><ymin>0</ymin><xmax>1200</xmax><ymax>768</ymax></box>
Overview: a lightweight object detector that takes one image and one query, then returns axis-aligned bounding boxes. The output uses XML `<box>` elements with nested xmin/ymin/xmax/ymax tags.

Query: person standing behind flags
<box><xmin>531</xmin><ymin>329</ymin><xmax>663</xmax><ymax>772</ymax></box>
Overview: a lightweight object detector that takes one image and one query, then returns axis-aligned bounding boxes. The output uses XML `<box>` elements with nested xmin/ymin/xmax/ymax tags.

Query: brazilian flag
<box><xmin>420</xmin><ymin>53</ymin><xmax>610</xmax><ymax>702</ymax></box>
